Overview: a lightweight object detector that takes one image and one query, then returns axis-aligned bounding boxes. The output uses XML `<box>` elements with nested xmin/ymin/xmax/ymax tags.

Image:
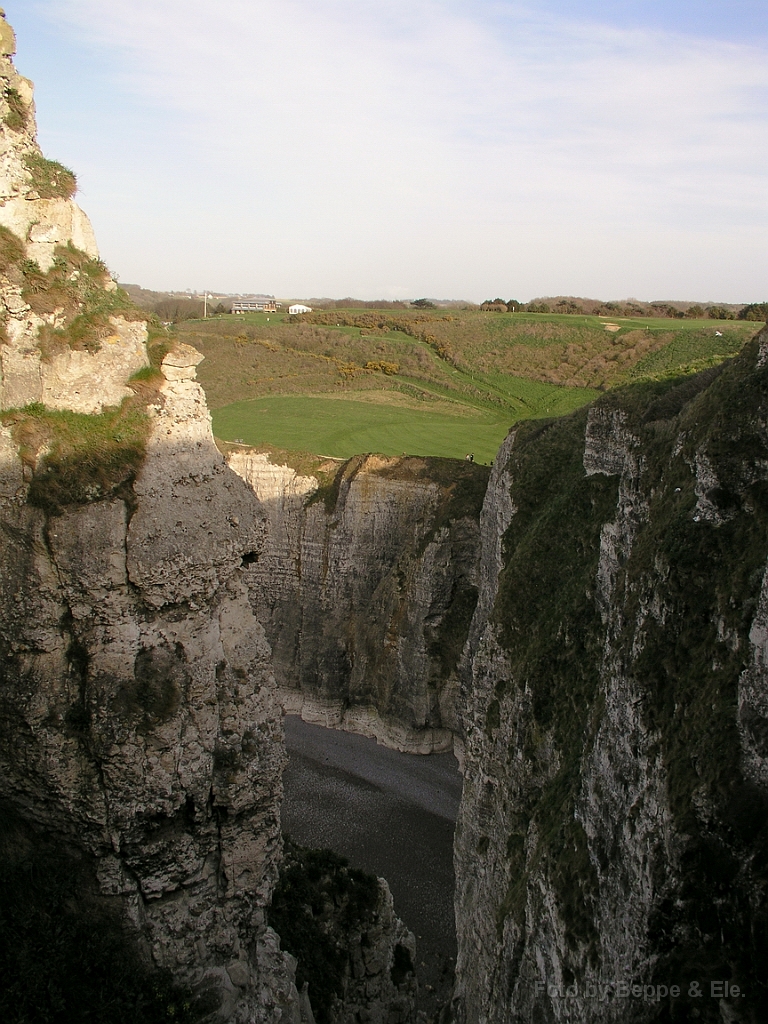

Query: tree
<box><xmin>411</xmin><ymin>298</ymin><xmax>435</xmax><ymax>309</ymax></box>
<box><xmin>738</xmin><ymin>303</ymin><xmax>768</xmax><ymax>322</ymax></box>
<box><xmin>706</xmin><ymin>306</ymin><xmax>734</xmax><ymax>321</ymax></box>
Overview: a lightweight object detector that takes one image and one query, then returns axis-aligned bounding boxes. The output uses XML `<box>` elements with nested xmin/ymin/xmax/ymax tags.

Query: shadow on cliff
<box><xmin>0</xmin><ymin>803</ymin><xmax>212</xmax><ymax>1024</ymax></box>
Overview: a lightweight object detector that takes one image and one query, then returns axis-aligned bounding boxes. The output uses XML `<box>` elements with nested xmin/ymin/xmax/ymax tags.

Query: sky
<box><xmin>6</xmin><ymin>1</ymin><xmax>768</xmax><ymax>302</ymax></box>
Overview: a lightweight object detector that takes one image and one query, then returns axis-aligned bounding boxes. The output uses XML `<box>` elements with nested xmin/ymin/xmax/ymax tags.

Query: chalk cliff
<box><xmin>0</xmin><ymin>11</ymin><xmax>147</xmax><ymax>413</ymax></box>
<box><xmin>228</xmin><ymin>450</ymin><xmax>488</xmax><ymax>754</ymax></box>
<box><xmin>451</xmin><ymin>331</ymin><xmax>768</xmax><ymax>1024</ymax></box>
<box><xmin>3</xmin><ymin>13</ymin><xmax>768</xmax><ymax>1024</ymax></box>
<box><xmin>0</xmin><ymin>17</ymin><xmax>421</xmax><ymax>1022</ymax></box>
<box><xmin>0</xmin><ymin>343</ymin><xmax>313</xmax><ymax>1021</ymax></box>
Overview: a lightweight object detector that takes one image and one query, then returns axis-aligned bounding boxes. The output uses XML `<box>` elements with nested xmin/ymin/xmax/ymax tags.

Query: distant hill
<box><xmin>168</xmin><ymin>305</ymin><xmax>762</xmax><ymax>462</ymax></box>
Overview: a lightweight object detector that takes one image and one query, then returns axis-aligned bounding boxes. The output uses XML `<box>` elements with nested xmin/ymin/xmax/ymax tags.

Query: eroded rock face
<box><xmin>333</xmin><ymin>878</ymin><xmax>418</xmax><ymax>1024</ymax></box>
<box><xmin>0</xmin><ymin>351</ymin><xmax>305</xmax><ymax>1022</ymax></box>
<box><xmin>451</xmin><ymin>331</ymin><xmax>768</xmax><ymax>1024</ymax></box>
<box><xmin>0</xmin><ymin>35</ymin><xmax>148</xmax><ymax>412</ymax></box>
<box><xmin>229</xmin><ymin>451</ymin><xmax>489</xmax><ymax>753</ymax></box>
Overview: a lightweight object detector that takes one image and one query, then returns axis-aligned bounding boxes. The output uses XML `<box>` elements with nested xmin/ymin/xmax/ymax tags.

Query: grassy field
<box><xmin>213</xmin><ymin>395</ymin><xmax>511</xmax><ymax>463</ymax></box>
<box><xmin>177</xmin><ymin>309</ymin><xmax>762</xmax><ymax>462</ymax></box>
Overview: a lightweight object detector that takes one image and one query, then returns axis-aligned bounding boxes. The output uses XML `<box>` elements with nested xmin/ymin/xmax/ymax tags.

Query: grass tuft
<box><xmin>3</xmin><ymin>88</ymin><xmax>28</xmax><ymax>132</ymax></box>
<box><xmin>23</xmin><ymin>152</ymin><xmax>77</xmax><ymax>199</ymax></box>
<box><xmin>0</xmin><ymin>225</ymin><xmax>25</xmax><ymax>273</ymax></box>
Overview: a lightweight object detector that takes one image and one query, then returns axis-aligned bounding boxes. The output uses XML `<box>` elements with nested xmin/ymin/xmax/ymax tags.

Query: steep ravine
<box><xmin>228</xmin><ymin>450</ymin><xmax>488</xmax><ymax>754</ymax></box>
<box><xmin>2</xmin><ymin>11</ymin><xmax>768</xmax><ymax>1024</ymax></box>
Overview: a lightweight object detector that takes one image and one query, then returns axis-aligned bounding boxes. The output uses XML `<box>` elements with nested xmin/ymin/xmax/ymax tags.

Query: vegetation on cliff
<box><xmin>268</xmin><ymin>839</ymin><xmax>382</xmax><ymax>1023</ymax></box>
<box><xmin>1</xmin><ymin>396</ymin><xmax>154</xmax><ymax>513</ymax></box>
<box><xmin>0</xmin><ymin>322</ymin><xmax>172</xmax><ymax>514</ymax></box>
<box><xmin>485</xmin><ymin>331</ymin><xmax>768</xmax><ymax>1018</ymax></box>
<box><xmin>2</xmin><ymin>86</ymin><xmax>28</xmax><ymax>132</ymax></box>
<box><xmin>23</xmin><ymin>152</ymin><xmax>77</xmax><ymax>199</ymax></box>
<box><xmin>23</xmin><ymin>242</ymin><xmax>146</xmax><ymax>356</ymax></box>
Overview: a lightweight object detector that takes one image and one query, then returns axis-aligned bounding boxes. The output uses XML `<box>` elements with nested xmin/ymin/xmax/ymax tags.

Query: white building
<box><xmin>232</xmin><ymin>299</ymin><xmax>281</xmax><ymax>313</ymax></box>
<box><xmin>288</xmin><ymin>304</ymin><xmax>312</xmax><ymax>315</ymax></box>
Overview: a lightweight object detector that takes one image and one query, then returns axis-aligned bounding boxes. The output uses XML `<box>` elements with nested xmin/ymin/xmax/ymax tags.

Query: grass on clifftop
<box><xmin>174</xmin><ymin>309</ymin><xmax>756</xmax><ymax>463</ymax></box>
<box><xmin>1</xmin><ymin>397</ymin><xmax>153</xmax><ymax>514</ymax></box>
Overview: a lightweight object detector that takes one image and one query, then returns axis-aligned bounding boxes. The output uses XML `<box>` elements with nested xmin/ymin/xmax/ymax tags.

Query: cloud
<box><xmin>33</xmin><ymin>0</ymin><xmax>768</xmax><ymax>298</ymax></box>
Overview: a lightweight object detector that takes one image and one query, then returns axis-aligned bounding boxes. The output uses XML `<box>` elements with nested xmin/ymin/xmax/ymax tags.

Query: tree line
<box><xmin>480</xmin><ymin>297</ymin><xmax>767</xmax><ymax>320</ymax></box>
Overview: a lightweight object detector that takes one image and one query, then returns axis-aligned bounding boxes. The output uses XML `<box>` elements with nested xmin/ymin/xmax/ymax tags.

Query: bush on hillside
<box><xmin>706</xmin><ymin>306</ymin><xmax>735</xmax><ymax>320</ymax></box>
<box><xmin>23</xmin><ymin>152</ymin><xmax>77</xmax><ymax>199</ymax></box>
<box><xmin>153</xmin><ymin>298</ymin><xmax>205</xmax><ymax>322</ymax></box>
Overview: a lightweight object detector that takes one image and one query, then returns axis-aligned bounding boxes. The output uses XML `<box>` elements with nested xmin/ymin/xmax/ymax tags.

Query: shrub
<box><xmin>707</xmin><ymin>305</ymin><xmax>735</xmax><ymax>320</ymax></box>
<box><xmin>3</xmin><ymin>87</ymin><xmax>27</xmax><ymax>132</ymax></box>
<box><xmin>268</xmin><ymin>838</ymin><xmax>380</xmax><ymax>1024</ymax></box>
<box><xmin>153</xmin><ymin>297</ymin><xmax>205</xmax><ymax>322</ymax></box>
<box><xmin>364</xmin><ymin>359</ymin><xmax>400</xmax><ymax>374</ymax></box>
<box><xmin>23</xmin><ymin>152</ymin><xmax>77</xmax><ymax>199</ymax></box>
<box><xmin>738</xmin><ymin>302</ymin><xmax>768</xmax><ymax>322</ymax></box>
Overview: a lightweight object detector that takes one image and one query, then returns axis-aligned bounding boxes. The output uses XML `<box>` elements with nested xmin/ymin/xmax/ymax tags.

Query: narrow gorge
<box><xmin>1</xmin><ymin>12</ymin><xmax>768</xmax><ymax>1024</ymax></box>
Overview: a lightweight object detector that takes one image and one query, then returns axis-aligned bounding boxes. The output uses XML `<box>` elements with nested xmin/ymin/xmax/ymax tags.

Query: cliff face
<box><xmin>0</xmin><ymin>14</ymin><xmax>147</xmax><ymax>413</ymax></box>
<box><xmin>0</xmin><ymin>345</ymin><xmax>309</xmax><ymax>1021</ymax></box>
<box><xmin>228</xmin><ymin>451</ymin><xmax>488</xmax><ymax>753</ymax></box>
<box><xmin>452</xmin><ymin>331</ymin><xmax>768</xmax><ymax>1024</ymax></box>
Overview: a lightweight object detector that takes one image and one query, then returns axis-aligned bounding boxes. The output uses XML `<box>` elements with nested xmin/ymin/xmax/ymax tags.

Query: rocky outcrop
<box><xmin>0</xmin><ymin>13</ymin><xmax>147</xmax><ymax>413</ymax></box>
<box><xmin>333</xmin><ymin>878</ymin><xmax>418</xmax><ymax>1024</ymax></box>
<box><xmin>228</xmin><ymin>450</ymin><xmax>489</xmax><ymax>753</ymax></box>
<box><xmin>270</xmin><ymin>840</ymin><xmax>418</xmax><ymax>1024</ymax></box>
<box><xmin>451</xmin><ymin>331</ymin><xmax>768</xmax><ymax>1024</ymax></box>
<box><xmin>0</xmin><ymin>345</ymin><xmax>308</xmax><ymax>1021</ymax></box>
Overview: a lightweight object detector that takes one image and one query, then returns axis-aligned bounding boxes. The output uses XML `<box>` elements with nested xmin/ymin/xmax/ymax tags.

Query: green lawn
<box><xmin>185</xmin><ymin>309</ymin><xmax>762</xmax><ymax>463</ymax></box>
<box><xmin>212</xmin><ymin>395</ymin><xmax>513</xmax><ymax>464</ymax></box>
<box><xmin>474</xmin><ymin>373</ymin><xmax>600</xmax><ymax>416</ymax></box>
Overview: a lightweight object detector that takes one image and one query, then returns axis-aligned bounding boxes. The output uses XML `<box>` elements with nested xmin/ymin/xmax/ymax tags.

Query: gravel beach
<box><xmin>281</xmin><ymin>716</ymin><xmax>463</xmax><ymax>1017</ymax></box>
